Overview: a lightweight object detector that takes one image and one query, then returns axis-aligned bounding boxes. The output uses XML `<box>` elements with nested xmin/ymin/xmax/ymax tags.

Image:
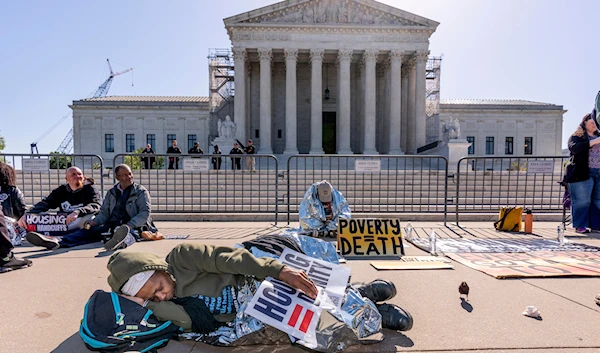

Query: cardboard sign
<box><xmin>355</xmin><ymin>160</ymin><xmax>381</xmax><ymax>173</ymax></box>
<box><xmin>337</xmin><ymin>218</ymin><xmax>404</xmax><ymax>257</ymax></box>
<box><xmin>445</xmin><ymin>252</ymin><xmax>600</xmax><ymax>278</ymax></box>
<box><xmin>279</xmin><ymin>248</ymin><xmax>350</xmax><ymax>307</ymax></box>
<box><xmin>183</xmin><ymin>158</ymin><xmax>210</xmax><ymax>172</ymax></box>
<box><xmin>22</xmin><ymin>158</ymin><xmax>49</xmax><ymax>172</ymax></box>
<box><xmin>370</xmin><ymin>261</ymin><xmax>453</xmax><ymax>270</ymax></box>
<box><xmin>25</xmin><ymin>213</ymin><xmax>69</xmax><ymax>236</ymax></box>
<box><xmin>409</xmin><ymin>238</ymin><xmax>600</xmax><ymax>254</ymax></box>
<box><xmin>245</xmin><ymin>277</ymin><xmax>321</xmax><ymax>346</ymax></box>
<box><xmin>527</xmin><ymin>160</ymin><xmax>555</xmax><ymax>174</ymax></box>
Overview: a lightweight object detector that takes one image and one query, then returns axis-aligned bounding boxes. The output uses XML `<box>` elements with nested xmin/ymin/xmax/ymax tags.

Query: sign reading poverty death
<box><xmin>337</xmin><ymin>218</ymin><xmax>404</xmax><ymax>257</ymax></box>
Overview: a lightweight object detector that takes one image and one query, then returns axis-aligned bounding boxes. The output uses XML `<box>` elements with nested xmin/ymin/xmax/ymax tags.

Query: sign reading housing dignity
<box><xmin>337</xmin><ymin>218</ymin><xmax>404</xmax><ymax>257</ymax></box>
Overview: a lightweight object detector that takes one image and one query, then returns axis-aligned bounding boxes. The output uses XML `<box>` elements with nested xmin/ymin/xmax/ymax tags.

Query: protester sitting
<box><xmin>106</xmin><ymin>236</ymin><xmax>412</xmax><ymax>338</ymax></box>
<box><xmin>0</xmin><ymin>207</ymin><xmax>31</xmax><ymax>273</ymax></box>
<box><xmin>565</xmin><ymin>113</ymin><xmax>600</xmax><ymax>233</ymax></box>
<box><xmin>20</xmin><ymin>167</ymin><xmax>101</xmax><ymax>236</ymax></box>
<box><xmin>27</xmin><ymin>164</ymin><xmax>157</xmax><ymax>251</ymax></box>
<box><xmin>0</xmin><ymin>162</ymin><xmax>27</xmax><ymax>221</ymax></box>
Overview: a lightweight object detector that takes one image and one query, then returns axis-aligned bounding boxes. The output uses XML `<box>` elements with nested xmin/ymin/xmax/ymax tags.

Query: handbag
<box><xmin>494</xmin><ymin>207</ymin><xmax>523</xmax><ymax>232</ymax></box>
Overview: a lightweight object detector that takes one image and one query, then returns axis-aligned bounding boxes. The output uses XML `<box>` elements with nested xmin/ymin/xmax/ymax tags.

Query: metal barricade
<box><xmin>455</xmin><ymin>156</ymin><xmax>569</xmax><ymax>226</ymax></box>
<box><xmin>286</xmin><ymin>155</ymin><xmax>449</xmax><ymax>224</ymax></box>
<box><xmin>0</xmin><ymin>154</ymin><xmax>105</xmax><ymax>206</ymax></box>
<box><xmin>112</xmin><ymin>153</ymin><xmax>279</xmax><ymax>223</ymax></box>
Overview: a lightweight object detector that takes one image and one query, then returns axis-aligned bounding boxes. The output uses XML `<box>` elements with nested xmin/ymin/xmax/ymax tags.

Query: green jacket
<box><xmin>107</xmin><ymin>243</ymin><xmax>285</xmax><ymax>331</ymax></box>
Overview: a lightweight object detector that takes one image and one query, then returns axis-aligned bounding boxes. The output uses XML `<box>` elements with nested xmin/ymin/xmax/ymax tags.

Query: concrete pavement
<box><xmin>2</xmin><ymin>222</ymin><xmax>600</xmax><ymax>353</ymax></box>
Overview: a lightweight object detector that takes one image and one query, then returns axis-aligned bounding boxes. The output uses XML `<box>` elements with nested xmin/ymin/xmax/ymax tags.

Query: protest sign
<box><xmin>337</xmin><ymin>218</ymin><xmax>404</xmax><ymax>257</ymax></box>
<box><xmin>25</xmin><ymin>213</ymin><xmax>69</xmax><ymax>236</ymax></box>
<box><xmin>279</xmin><ymin>248</ymin><xmax>350</xmax><ymax>307</ymax></box>
<box><xmin>409</xmin><ymin>238</ymin><xmax>600</xmax><ymax>254</ymax></box>
<box><xmin>245</xmin><ymin>277</ymin><xmax>321</xmax><ymax>346</ymax></box>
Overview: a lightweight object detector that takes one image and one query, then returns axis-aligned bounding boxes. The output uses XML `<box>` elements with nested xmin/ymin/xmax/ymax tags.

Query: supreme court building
<box><xmin>72</xmin><ymin>0</ymin><xmax>565</xmax><ymax>162</ymax></box>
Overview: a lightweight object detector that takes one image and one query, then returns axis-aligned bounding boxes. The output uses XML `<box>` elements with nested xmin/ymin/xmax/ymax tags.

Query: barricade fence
<box><xmin>112</xmin><ymin>154</ymin><xmax>279</xmax><ymax>222</ymax></box>
<box><xmin>0</xmin><ymin>154</ymin><xmax>105</xmax><ymax>206</ymax></box>
<box><xmin>1</xmin><ymin>152</ymin><xmax>572</xmax><ymax>225</ymax></box>
<box><xmin>455</xmin><ymin>156</ymin><xmax>569</xmax><ymax>226</ymax></box>
<box><xmin>286</xmin><ymin>155</ymin><xmax>449</xmax><ymax>224</ymax></box>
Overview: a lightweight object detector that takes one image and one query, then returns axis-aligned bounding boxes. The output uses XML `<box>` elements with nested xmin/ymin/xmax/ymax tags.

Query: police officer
<box><xmin>229</xmin><ymin>143</ymin><xmax>243</xmax><ymax>170</ymax></box>
<box><xmin>188</xmin><ymin>141</ymin><xmax>204</xmax><ymax>158</ymax></box>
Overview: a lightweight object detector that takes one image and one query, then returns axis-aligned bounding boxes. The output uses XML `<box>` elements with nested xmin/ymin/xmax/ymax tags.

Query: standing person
<box><xmin>237</xmin><ymin>139</ymin><xmax>256</xmax><ymax>172</ymax></box>
<box><xmin>188</xmin><ymin>142</ymin><xmax>204</xmax><ymax>156</ymax></box>
<box><xmin>167</xmin><ymin>140</ymin><xmax>182</xmax><ymax>170</ymax></box>
<box><xmin>565</xmin><ymin>113</ymin><xmax>600</xmax><ymax>233</ymax></box>
<box><xmin>229</xmin><ymin>143</ymin><xmax>243</xmax><ymax>170</ymax></box>
<box><xmin>211</xmin><ymin>145</ymin><xmax>222</xmax><ymax>170</ymax></box>
<box><xmin>27</xmin><ymin>164</ymin><xmax>157</xmax><ymax>251</ymax></box>
<box><xmin>0</xmin><ymin>207</ymin><xmax>32</xmax><ymax>273</ymax></box>
<box><xmin>141</xmin><ymin>144</ymin><xmax>156</xmax><ymax>170</ymax></box>
<box><xmin>0</xmin><ymin>162</ymin><xmax>27</xmax><ymax>220</ymax></box>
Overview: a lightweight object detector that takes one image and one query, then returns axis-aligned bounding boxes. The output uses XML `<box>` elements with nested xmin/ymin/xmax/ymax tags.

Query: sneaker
<box><xmin>377</xmin><ymin>303</ymin><xmax>413</xmax><ymax>331</ymax></box>
<box><xmin>0</xmin><ymin>253</ymin><xmax>32</xmax><ymax>273</ymax></box>
<box><xmin>104</xmin><ymin>225</ymin><xmax>131</xmax><ymax>251</ymax></box>
<box><xmin>575</xmin><ymin>227</ymin><xmax>590</xmax><ymax>234</ymax></box>
<box><xmin>357</xmin><ymin>279</ymin><xmax>397</xmax><ymax>303</ymax></box>
<box><xmin>595</xmin><ymin>294</ymin><xmax>600</xmax><ymax>307</ymax></box>
<box><xmin>26</xmin><ymin>232</ymin><xmax>60</xmax><ymax>250</ymax></box>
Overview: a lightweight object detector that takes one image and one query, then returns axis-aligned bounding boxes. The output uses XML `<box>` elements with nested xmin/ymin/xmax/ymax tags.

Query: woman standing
<box><xmin>565</xmin><ymin>114</ymin><xmax>600</xmax><ymax>233</ymax></box>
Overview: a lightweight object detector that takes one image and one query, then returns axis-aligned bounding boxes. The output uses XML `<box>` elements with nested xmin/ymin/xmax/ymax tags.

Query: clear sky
<box><xmin>1</xmin><ymin>0</ymin><xmax>597</xmax><ymax>154</ymax></box>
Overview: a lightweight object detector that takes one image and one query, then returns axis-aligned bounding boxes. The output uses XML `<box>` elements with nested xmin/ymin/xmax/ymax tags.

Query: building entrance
<box><xmin>322</xmin><ymin>112</ymin><xmax>337</xmax><ymax>154</ymax></box>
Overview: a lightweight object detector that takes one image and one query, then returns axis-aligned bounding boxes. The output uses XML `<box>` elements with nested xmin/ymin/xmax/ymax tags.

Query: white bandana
<box><xmin>121</xmin><ymin>270</ymin><xmax>155</xmax><ymax>296</ymax></box>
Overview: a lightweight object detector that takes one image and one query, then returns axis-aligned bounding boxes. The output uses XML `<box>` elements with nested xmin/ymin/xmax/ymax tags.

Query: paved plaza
<box><xmin>2</xmin><ymin>221</ymin><xmax>600</xmax><ymax>353</ymax></box>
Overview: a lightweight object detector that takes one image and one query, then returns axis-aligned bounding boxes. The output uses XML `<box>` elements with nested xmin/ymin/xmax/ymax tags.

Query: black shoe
<box><xmin>104</xmin><ymin>225</ymin><xmax>130</xmax><ymax>251</ymax></box>
<box><xmin>26</xmin><ymin>232</ymin><xmax>60</xmax><ymax>250</ymax></box>
<box><xmin>357</xmin><ymin>279</ymin><xmax>397</xmax><ymax>303</ymax></box>
<box><xmin>377</xmin><ymin>303</ymin><xmax>413</xmax><ymax>331</ymax></box>
<box><xmin>0</xmin><ymin>253</ymin><xmax>32</xmax><ymax>273</ymax></box>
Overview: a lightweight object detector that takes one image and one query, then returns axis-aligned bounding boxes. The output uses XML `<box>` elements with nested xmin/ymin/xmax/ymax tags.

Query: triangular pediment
<box><xmin>224</xmin><ymin>0</ymin><xmax>439</xmax><ymax>28</ymax></box>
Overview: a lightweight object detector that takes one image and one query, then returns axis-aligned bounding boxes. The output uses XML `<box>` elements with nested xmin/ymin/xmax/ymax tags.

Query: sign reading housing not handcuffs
<box><xmin>337</xmin><ymin>218</ymin><xmax>404</xmax><ymax>257</ymax></box>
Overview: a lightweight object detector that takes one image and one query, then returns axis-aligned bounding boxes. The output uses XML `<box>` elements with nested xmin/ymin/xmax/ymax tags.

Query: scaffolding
<box><xmin>425</xmin><ymin>56</ymin><xmax>442</xmax><ymax>144</ymax></box>
<box><xmin>208</xmin><ymin>48</ymin><xmax>235</xmax><ymax>142</ymax></box>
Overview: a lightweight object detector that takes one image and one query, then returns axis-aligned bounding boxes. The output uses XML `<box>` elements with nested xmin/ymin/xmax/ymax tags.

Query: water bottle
<box><xmin>429</xmin><ymin>230</ymin><xmax>437</xmax><ymax>255</ymax></box>
<box><xmin>557</xmin><ymin>225</ymin><xmax>565</xmax><ymax>246</ymax></box>
<box><xmin>404</xmin><ymin>221</ymin><xmax>413</xmax><ymax>241</ymax></box>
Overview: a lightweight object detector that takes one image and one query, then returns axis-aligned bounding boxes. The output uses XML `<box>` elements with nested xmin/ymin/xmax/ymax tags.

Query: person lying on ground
<box><xmin>27</xmin><ymin>164</ymin><xmax>157</xmax><ymax>251</ymax></box>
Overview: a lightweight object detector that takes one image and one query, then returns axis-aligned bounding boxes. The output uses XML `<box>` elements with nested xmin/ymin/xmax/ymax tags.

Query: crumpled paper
<box><xmin>299</xmin><ymin>180</ymin><xmax>351</xmax><ymax>234</ymax></box>
<box><xmin>522</xmin><ymin>306</ymin><xmax>541</xmax><ymax>319</ymax></box>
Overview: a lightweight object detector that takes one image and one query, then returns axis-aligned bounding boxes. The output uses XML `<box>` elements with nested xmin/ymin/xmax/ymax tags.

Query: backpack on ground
<box><xmin>80</xmin><ymin>290</ymin><xmax>182</xmax><ymax>353</ymax></box>
<box><xmin>493</xmin><ymin>207</ymin><xmax>523</xmax><ymax>232</ymax></box>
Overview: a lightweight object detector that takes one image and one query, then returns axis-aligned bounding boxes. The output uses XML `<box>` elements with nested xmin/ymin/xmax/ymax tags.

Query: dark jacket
<box><xmin>167</xmin><ymin>146</ymin><xmax>182</xmax><ymax>155</ymax></box>
<box><xmin>565</xmin><ymin>134</ymin><xmax>593</xmax><ymax>183</ymax></box>
<box><xmin>93</xmin><ymin>182</ymin><xmax>156</xmax><ymax>232</ymax></box>
<box><xmin>229</xmin><ymin>147</ymin><xmax>243</xmax><ymax>156</ymax></box>
<box><xmin>0</xmin><ymin>186</ymin><xmax>27</xmax><ymax>219</ymax></box>
<box><xmin>188</xmin><ymin>146</ymin><xmax>203</xmax><ymax>154</ymax></box>
<box><xmin>29</xmin><ymin>181</ymin><xmax>102</xmax><ymax>216</ymax></box>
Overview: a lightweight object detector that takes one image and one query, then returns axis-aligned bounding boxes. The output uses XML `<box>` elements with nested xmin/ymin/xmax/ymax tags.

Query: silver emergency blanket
<box><xmin>299</xmin><ymin>180</ymin><xmax>351</xmax><ymax>233</ymax></box>
<box><xmin>4</xmin><ymin>216</ymin><xmax>24</xmax><ymax>246</ymax></box>
<box><xmin>181</xmin><ymin>270</ymin><xmax>383</xmax><ymax>352</ymax></box>
<box><xmin>281</xmin><ymin>229</ymin><xmax>340</xmax><ymax>264</ymax></box>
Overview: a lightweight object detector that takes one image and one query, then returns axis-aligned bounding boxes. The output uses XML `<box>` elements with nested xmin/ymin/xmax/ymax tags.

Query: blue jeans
<box><xmin>59</xmin><ymin>224</ymin><xmax>111</xmax><ymax>248</ymax></box>
<box><xmin>569</xmin><ymin>168</ymin><xmax>600</xmax><ymax>229</ymax></box>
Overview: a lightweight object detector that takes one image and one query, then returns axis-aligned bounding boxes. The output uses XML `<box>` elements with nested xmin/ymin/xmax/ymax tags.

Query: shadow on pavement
<box><xmin>461</xmin><ymin>298</ymin><xmax>473</xmax><ymax>312</ymax></box>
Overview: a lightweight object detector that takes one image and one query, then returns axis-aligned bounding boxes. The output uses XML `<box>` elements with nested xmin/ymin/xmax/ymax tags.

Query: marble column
<box><xmin>310</xmin><ymin>48</ymin><xmax>325</xmax><ymax>154</ymax></box>
<box><xmin>415</xmin><ymin>52</ymin><xmax>429</xmax><ymax>151</ymax></box>
<box><xmin>337</xmin><ymin>49</ymin><xmax>353</xmax><ymax>154</ymax></box>
<box><xmin>401</xmin><ymin>65</ymin><xmax>409</xmax><ymax>153</ymax></box>
<box><xmin>362</xmin><ymin>49</ymin><xmax>378</xmax><ymax>154</ymax></box>
<box><xmin>406</xmin><ymin>57</ymin><xmax>417</xmax><ymax>154</ymax></box>
<box><xmin>258</xmin><ymin>48</ymin><xmax>273</xmax><ymax>154</ymax></box>
<box><xmin>233</xmin><ymin>47</ymin><xmax>247</xmax><ymax>142</ymax></box>
<box><xmin>283</xmin><ymin>48</ymin><xmax>299</xmax><ymax>155</ymax></box>
<box><xmin>389</xmin><ymin>50</ymin><xmax>404</xmax><ymax>155</ymax></box>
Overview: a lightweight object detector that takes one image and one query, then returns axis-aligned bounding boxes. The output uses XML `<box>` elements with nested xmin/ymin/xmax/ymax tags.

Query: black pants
<box><xmin>0</xmin><ymin>210</ymin><xmax>13</xmax><ymax>258</ymax></box>
<box><xmin>212</xmin><ymin>158</ymin><xmax>222</xmax><ymax>170</ymax></box>
<box><xmin>168</xmin><ymin>157</ymin><xmax>179</xmax><ymax>170</ymax></box>
<box><xmin>58</xmin><ymin>223</ymin><xmax>113</xmax><ymax>248</ymax></box>
<box><xmin>231</xmin><ymin>158</ymin><xmax>241</xmax><ymax>170</ymax></box>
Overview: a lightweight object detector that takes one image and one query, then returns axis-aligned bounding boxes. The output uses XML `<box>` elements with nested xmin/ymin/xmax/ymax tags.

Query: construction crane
<box><xmin>30</xmin><ymin>59</ymin><xmax>133</xmax><ymax>154</ymax></box>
